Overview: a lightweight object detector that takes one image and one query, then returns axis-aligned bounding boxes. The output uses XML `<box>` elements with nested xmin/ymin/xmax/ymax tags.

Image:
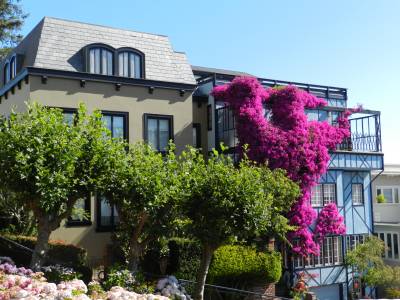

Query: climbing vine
<box><xmin>212</xmin><ymin>76</ymin><xmax>350</xmax><ymax>255</ymax></box>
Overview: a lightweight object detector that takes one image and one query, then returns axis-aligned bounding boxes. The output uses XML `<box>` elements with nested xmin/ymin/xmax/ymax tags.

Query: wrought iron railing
<box><xmin>215</xmin><ymin>106</ymin><xmax>382</xmax><ymax>153</ymax></box>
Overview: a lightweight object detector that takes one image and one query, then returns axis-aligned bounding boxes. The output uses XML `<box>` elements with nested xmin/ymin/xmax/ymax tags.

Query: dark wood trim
<box><xmin>193</xmin><ymin>123</ymin><xmax>201</xmax><ymax>148</ymax></box>
<box><xmin>207</xmin><ymin>104</ymin><xmax>212</xmax><ymax>131</ymax></box>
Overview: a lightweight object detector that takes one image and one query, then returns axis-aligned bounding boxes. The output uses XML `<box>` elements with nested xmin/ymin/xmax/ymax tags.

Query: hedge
<box><xmin>208</xmin><ymin>245</ymin><xmax>282</xmax><ymax>285</ymax></box>
<box><xmin>0</xmin><ymin>234</ymin><xmax>92</xmax><ymax>282</ymax></box>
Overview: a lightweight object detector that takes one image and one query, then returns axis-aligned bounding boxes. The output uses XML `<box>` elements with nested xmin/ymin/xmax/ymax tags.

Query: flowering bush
<box><xmin>212</xmin><ymin>76</ymin><xmax>349</xmax><ymax>255</ymax></box>
<box><xmin>314</xmin><ymin>203</ymin><xmax>346</xmax><ymax>241</ymax></box>
<box><xmin>0</xmin><ymin>261</ymin><xmax>171</xmax><ymax>299</ymax></box>
<box><xmin>41</xmin><ymin>265</ymin><xmax>81</xmax><ymax>283</ymax></box>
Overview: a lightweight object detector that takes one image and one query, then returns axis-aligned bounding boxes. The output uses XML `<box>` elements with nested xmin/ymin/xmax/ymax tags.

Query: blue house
<box><xmin>192</xmin><ymin>65</ymin><xmax>384</xmax><ymax>300</ymax></box>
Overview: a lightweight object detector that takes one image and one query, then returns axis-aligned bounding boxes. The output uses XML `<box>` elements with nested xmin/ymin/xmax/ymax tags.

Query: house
<box><xmin>0</xmin><ymin>17</ymin><xmax>384</xmax><ymax>300</ymax></box>
<box><xmin>0</xmin><ymin>17</ymin><xmax>197</xmax><ymax>266</ymax></box>
<box><xmin>192</xmin><ymin>66</ymin><xmax>384</xmax><ymax>300</ymax></box>
<box><xmin>372</xmin><ymin>164</ymin><xmax>400</xmax><ymax>266</ymax></box>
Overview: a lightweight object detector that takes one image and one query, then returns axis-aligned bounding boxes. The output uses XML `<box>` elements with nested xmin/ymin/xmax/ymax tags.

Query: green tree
<box><xmin>179</xmin><ymin>148</ymin><xmax>300</xmax><ymax>300</ymax></box>
<box><xmin>0</xmin><ymin>103</ymin><xmax>127</xmax><ymax>269</ymax></box>
<box><xmin>100</xmin><ymin>142</ymin><xmax>182</xmax><ymax>272</ymax></box>
<box><xmin>0</xmin><ymin>0</ymin><xmax>27</xmax><ymax>59</ymax></box>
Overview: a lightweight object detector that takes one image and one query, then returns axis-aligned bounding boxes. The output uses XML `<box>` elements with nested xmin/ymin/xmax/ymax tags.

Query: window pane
<box><xmin>383</xmin><ymin>189</ymin><xmax>394</xmax><ymax>203</ymax></box>
<box><xmin>102</xmin><ymin>50</ymin><xmax>113</xmax><ymax>75</ymax></box>
<box><xmin>123</xmin><ymin>52</ymin><xmax>129</xmax><ymax>77</ymax></box>
<box><xmin>94</xmin><ymin>49</ymin><xmax>100</xmax><ymax>74</ymax></box>
<box><xmin>102</xmin><ymin>115</ymin><xmax>112</xmax><ymax>132</ymax></box>
<box><xmin>323</xmin><ymin>184</ymin><xmax>336</xmax><ymax>205</ymax></box>
<box><xmin>70</xmin><ymin>198</ymin><xmax>86</xmax><ymax>221</ymax></box>
<box><xmin>63</xmin><ymin>112</ymin><xmax>75</xmax><ymax>125</ymax></box>
<box><xmin>311</xmin><ymin>184</ymin><xmax>323</xmax><ymax>207</ymax></box>
<box><xmin>118</xmin><ymin>53</ymin><xmax>124</xmax><ymax>76</ymax></box>
<box><xmin>159</xmin><ymin>119</ymin><xmax>170</xmax><ymax>151</ymax></box>
<box><xmin>395</xmin><ymin>188</ymin><xmax>399</xmax><ymax>203</ymax></box>
<box><xmin>352</xmin><ymin>184</ymin><xmax>363</xmax><ymax>205</ymax></box>
<box><xmin>113</xmin><ymin>206</ymin><xmax>119</xmax><ymax>225</ymax></box>
<box><xmin>147</xmin><ymin>118</ymin><xmax>158</xmax><ymax>150</ymax></box>
<box><xmin>394</xmin><ymin>234</ymin><xmax>399</xmax><ymax>259</ymax></box>
<box><xmin>134</xmin><ymin>54</ymin><xmax>141</xmax><ymax>78</ymax></box>
<box><xmin>388</xmin><ymin>233</ymin><xmax>393</xmax><ymax>258</ymax></box>
<box><xmin>112</xmin><ymin>116</ymin><xmax>124</xmax><ymax>138</ymax></box>
<box><xmin>100</xmin><ymin>198</ymin><xmax>112</xmax><ymax>226</ymax></box>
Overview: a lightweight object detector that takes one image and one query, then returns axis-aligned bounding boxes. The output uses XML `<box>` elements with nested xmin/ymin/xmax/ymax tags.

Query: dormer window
<box><xmin>118</xmin><ymin>50</ymin><xmax>143</xmax><ymax>78</ymax></box>
<box><xmin>3</xmin><ymin>62</ymin><xmax>9</xmax><ymax>84</ymax></box>
<box><xmin>9</xmin><ymin>55</ymin><xmax>16</xmax><ymax>79</ymax></box>
<box><xmin>88</xmin><ymin>46</ymin><xmax>113</xmax><ymax>75</ymax></box>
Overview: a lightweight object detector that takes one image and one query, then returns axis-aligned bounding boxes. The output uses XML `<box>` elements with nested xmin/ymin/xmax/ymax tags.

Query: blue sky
<box><xmin>21</xmin><ymin>0</ymin><xmax>400</xmax><ymax>163</ymax></box>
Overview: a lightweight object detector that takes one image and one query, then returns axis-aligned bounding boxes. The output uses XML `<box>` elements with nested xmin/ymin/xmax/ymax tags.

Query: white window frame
<box><xmin>311</xmin><ymin>183</ymin><xmax>337</xmax><ymax>207</ymax></box>
<box><xmin>377</xmin><ymin>231</ymin><xmax>400</xmax><ymax>260</ymax></box>
<box><xmin>376</xmin><ymin>186</ymin><xmax>400</xmax><ymax>204</ymax></box>
<box><xmin>352</xmin><ymin>183</ymin><xmax>364</xmax><ymax>205</ymax></box>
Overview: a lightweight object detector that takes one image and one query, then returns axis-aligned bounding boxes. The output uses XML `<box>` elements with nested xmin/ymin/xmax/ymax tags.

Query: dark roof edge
<box><xmin>0</xmin><ymin>67</ymin><xmax>197</xmax><ymax>98</ymax></box>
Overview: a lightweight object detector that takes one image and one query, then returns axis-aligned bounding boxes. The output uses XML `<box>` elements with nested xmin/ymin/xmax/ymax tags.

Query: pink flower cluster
<box><xmin>314</xmin><ymin>203</ymin><xmax>346</xmax><ymax>241</ymax></box>
<box><xmin>0</xmin><ymin>263</ymin><xmax>170</xmax><ymax>300</ymax></box>
<box><xmin>212</xmin><ymin>76</ymin><xmax>349</xmax><ymax>256</ymax></box>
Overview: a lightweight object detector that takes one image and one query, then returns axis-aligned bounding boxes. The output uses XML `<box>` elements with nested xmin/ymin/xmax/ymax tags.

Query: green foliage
<box><xmin>179</xmin><ymin>146</ymin><xmax>299</xmax><ymax>248</ymax></box>
<box><xmin>42</xmin><ymin>265</ymin><xmax>82</xmax><ymax>283</ymax></box>
<box><xmin>168</xmin><ymin>238</ymin><xmax>202</xmax><ymax>281</ymax></box>
<box><xmin>1</xmin><ymin>234</ymin><xmax>88</xmax><ymax>267</ymax></box>
<box><xmin>103</xmin><ymin>264</ymin><xmax>154</xmax><ymax>294</ymax></box>
<box><xmin>376</xmin><ymin>194</ymin><xmax>386</xmax><ymax>203</ymax></box>
<box><xmin>386</xmin><ymin>288</ymin><xmax>400</xmax><ymax>299</ymax></box>
<box><xmin>0</xmin><ymin>188</ymin><xmax>37</xmax><ymax>236</ymax></box>
<box><xmin>101</xmin><ymin>142</ymin><xmax>184</xmax><ymax>270</ymax></box>
<box><xmin>0</xmin><ymin>0</ymin><xmax>27</xmax><ymax>59</ymax></box>
<box><xmin>208</xmin><ymin>245</ymin><xmax>282</xmax><ymax>285</ymax></box>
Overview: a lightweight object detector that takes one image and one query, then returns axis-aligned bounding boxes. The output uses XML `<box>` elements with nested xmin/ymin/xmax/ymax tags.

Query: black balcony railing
<box><xmin>215</xmin><ymin>106</ymin><xmax>382</xmax><ymax>153</ymax></box>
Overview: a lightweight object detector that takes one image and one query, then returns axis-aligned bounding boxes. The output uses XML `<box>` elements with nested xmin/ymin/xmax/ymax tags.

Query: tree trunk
<box><xmin>30</xmin><ymin>220</ymin><xmax>53</xmax><ymax>270</ymax></box>
<box><xmin>194</xmin><ymin>244</ymin><xmax>215</xmax><ymax>300</ymax></box>
<box><xmin>128</xmin><ymin>239</ymin><xmax>143</xmax><ymax>272</ymax></box>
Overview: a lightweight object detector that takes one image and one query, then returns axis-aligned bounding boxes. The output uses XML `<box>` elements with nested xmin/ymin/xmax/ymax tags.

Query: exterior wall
<box><xmin>28</xmin><ymin>76</ymin><xmax>193</xmax><ymax>152</ymax></box>
<box><xmin>192</xmin><ymin>101</ymin><xmax>208</xmax><ymax>155</ymax></box>
<box><xmin>0</xmin><ymin>75</ymin><xmax>195</xmax><ymax>265</ymax></box>
<box><xmin>0</xmin><ymin>80</ymin><xmax>30</xmax><ymax>115</ymax></box>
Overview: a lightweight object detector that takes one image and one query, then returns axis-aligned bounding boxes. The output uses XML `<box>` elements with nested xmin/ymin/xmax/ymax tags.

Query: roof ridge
<box><xmin>42</xmin><ymin>16</ymin><xmax>169</xmax><ymax>38</ymax></box>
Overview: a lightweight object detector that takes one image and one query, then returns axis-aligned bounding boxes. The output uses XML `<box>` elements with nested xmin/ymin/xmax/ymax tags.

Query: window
<box><xmin>377</xmin><ymin>232</ymin><xmax>400</xmax><ymax>260</ymax></box>
<box><xmin>9</xmin><ymin>56</ymin><xmax>16</xmax><ymax>80</ymax></box>
<box><xmin>193</xmin><ymin>123</ymin><xmax>201</xmax><ymax>148</ymax></box>
<box><xmin>144</xmin><ymin>114</ymin><xmax>173</xmax><ymax>152</ymax></box>
<box><xmin>311</xmin><ymin>183</ymin><xmax>337</xmax><ymax>207</ymax></box>
<box><xmin>62</xmin><ymin>109</ymin><xmax>77</xmax><ymax>125</ymax></box>
<box><xmin>346</xmin><ymin>234</ymin><xmax>366</xmax><ymax>252</ymax></box>
<box><xmin>293</xmin><ymin>236</ymin><xmax>343</xmax><ymax>268</ymax></box>
<box><xmin>3</xmin><ymin>62</ymin><xmax>9</xmax><ymax>84</ymax></box>
<box><xmin>67</xmin><ymin>195</ymin><xmax>91</xmax><ymax>226</ymax></box>
<box><xmin>352</xmin><ymin>184</ymin><xmax>364</xmax><ymax>205</ymax></box>
<box><xmin>89</xmin><ymin>47</ymin><xmax>113</xmax><ymax>75</ymax></box>
<box><xmin>118</xmin><ymin>50</ymin><xmax>143</xmax><ymax>78</ymax></box>
<box><xmin>377</xmin><ymin>187</ymin><xmax>400</xmax><ymax>203</ymax></box>
<box><xmin>97</xmin><ymin>195</ymin><xmax>119</xmax><ymax>231</ymax></box>
<box><xmin>102</xmin><ymin>112</ymin><xmax>128</xmax><ymax>140</ymax></box>
<box><xmin>207</xmin><ymin>104</ymin><xmax>212</xmax><ymax>131</ymax></box>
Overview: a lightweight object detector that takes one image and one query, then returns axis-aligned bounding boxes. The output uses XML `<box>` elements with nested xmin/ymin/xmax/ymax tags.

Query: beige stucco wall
<box><xmin>29</xmin><ymin>76</ymin><xmax>193</xmax><ymax>152</ymax></box>
<box><xmin>0</xmin><ymin>80</ymin><xmax>30</xmax><ymax>115</ymax></box>
<box><xmin>0</xmin><ymin>75</ymin><xmax>195</xmax><ymax>265</ymax></box>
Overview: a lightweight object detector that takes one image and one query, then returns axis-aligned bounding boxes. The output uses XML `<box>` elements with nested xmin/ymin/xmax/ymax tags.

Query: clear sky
<box><xmin>21</xmin><ymin>0</ymin><xmax>400</xmax><ymax>164</ymax></box>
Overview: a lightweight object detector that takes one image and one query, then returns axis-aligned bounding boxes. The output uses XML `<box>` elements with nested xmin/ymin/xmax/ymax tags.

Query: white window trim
<box><xmin>377</xmin><ymin>230</ymin><xmax>400</xmax><ymax>261</ymax></box>
<box><xmin>376</xmin><ymin>186</ymin><xmax>400</xmax><ymax>204</ymax></box>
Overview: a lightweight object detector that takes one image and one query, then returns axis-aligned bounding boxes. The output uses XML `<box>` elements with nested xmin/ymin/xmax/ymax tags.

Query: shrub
<box><xmin>377</xmin><ymin>194</ymin><xmax>386</xmax><ymax>203</ymax></box>
<box><xmin>41</xmin><ymin>264</ymin><xmax>81</xmax><ymax>283</ymax></box>
<box><xmin>386</xmin><ymin>288</ymin><xmax>400</xmax><ymax>299</ymax></box>
<box><xmin>208</xmin><ymin>245</ymin><xmax>282</xmax><ymax>285</ymax></box>
<box><xmin>0</xmin><ymin>234</ymin><xmax>92</xmax><ymax>282</ymax></box>
<box><xmin>167</xmin><ymin>238</ymin><xmax>202</xmax><ymax>281</ymax></box>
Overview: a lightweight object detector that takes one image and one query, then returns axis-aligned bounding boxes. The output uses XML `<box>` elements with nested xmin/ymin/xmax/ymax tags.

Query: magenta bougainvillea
<box><xmin>212</xmin><ymin>76</ymin><xmax>350</xmax><ymax>256</ymax></box>
<box><xmin>314</xmin><ymin>203</ymin><xmax>346</xmax><ymax>242</ymax></box>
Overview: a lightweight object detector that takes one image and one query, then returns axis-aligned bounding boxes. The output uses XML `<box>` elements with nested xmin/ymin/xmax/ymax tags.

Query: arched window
<box><xmin>3</xmin><ymin>62</ymin><xmax>9</xmax><ymax>84</ymax></box>
<box><xmin>9</xmin><ymin>55</ymin><xmax>16</xmax><ymax>79</ymax></box>
<box><xmin>117</xmin><ymin>49</ymin><xmax>143</xmax><ymax>78</ymax></box>
<box><xmin>88</xmin><ymin>46</ymin><xmax>114</xmax><ymax>75</ymax></box>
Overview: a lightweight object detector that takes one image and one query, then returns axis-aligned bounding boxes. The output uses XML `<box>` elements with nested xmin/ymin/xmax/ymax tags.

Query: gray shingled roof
<box><xmin>8</xmin><ymin>17</ymin><xmax>196</xmax><ymax>85</ymax></box>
